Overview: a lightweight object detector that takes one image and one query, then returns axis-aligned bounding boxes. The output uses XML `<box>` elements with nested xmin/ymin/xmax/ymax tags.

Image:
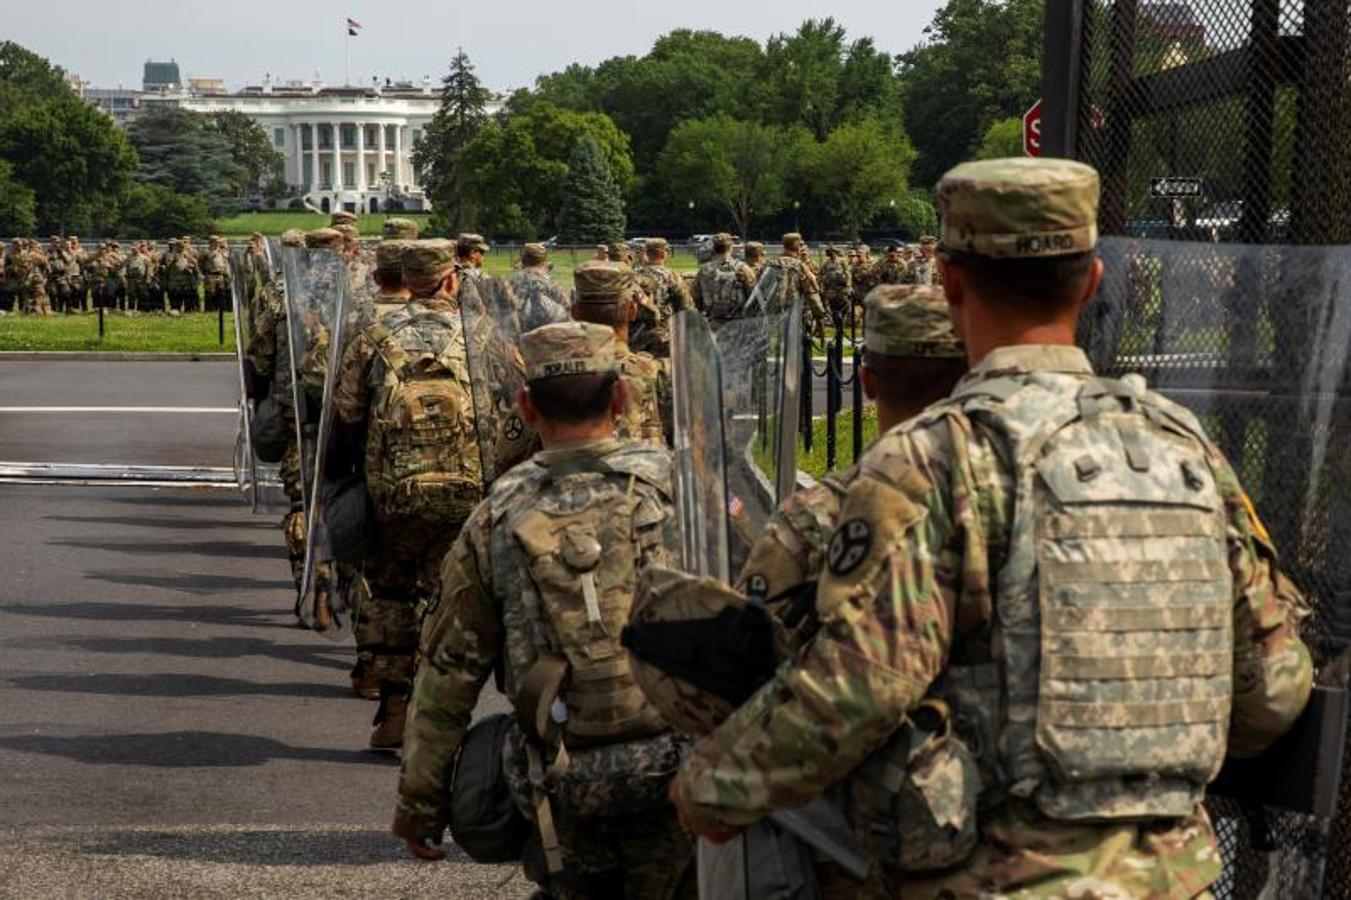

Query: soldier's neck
<box><xmin>537</xmin><ymin>420</ymin><xmax>617</xmax><ymax>449</ymax></box>
<box><xmin>964</xmin><ymin>320</ymin><xmax>1080</xmax><ymax>367</ymax></box>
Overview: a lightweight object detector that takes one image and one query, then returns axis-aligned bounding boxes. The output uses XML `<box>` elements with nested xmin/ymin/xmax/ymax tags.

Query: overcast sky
<box><xmin>8</xmin><ymin>0</ymin><xmax>945</xmax><ymax>93</ymax></box>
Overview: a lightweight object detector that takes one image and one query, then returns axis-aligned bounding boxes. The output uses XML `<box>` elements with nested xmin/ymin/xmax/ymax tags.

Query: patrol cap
<box><xmin>864</xmin><ymin>285</ymin><xmax>963</xmax><ymax>359</ymax></box>
<box><xmin>403</xmin><ymin>239</ymin><xmax>456</xmax><ymax>278</ymax></box>
<box><xmin>743</xmin><ymin>241</ymin><xmax>765</xmax><ymax>257</ymax></box>
<box><xmin>520</xmin><ymin>242</ymin><xmax>548</xmax><ymax>265</ymax></box>
<box><xmin>304</xmin><ymin>228</ymin><xmax>343</xmax><ymax>250</ymax></box>
<box><xmin>521</xmin><ymin>321</ymin><xmax>618</xmax><ymax>380</ymax></box>
<box><xmin>782</xmin><ymin>232</ymin><xmax>804</xmax><ymax>251</ymax></box>
<box><xmin>573</xmin><ymin>261</ymin><xmax>640</xmax><ymax>305</ymax></box>
<box><xmin>333</xmin><ymin>223</ymin><xmax>360</xmax><ymax>243</ymax></box>
<box><xmin>938</xmin><ymin>157</ymin><xmax>1100</xmax><ymax>259</ymax></box>
<box><xmin>375</xmin><ymin>239</ymin><xmax>412</xmax><ymax>275</ymax></box>
<box><xmin>382</xmin><ymin>217</ymin><xmax>420</xmax><ymax>240</ymax></box>
<box><xmin>456</xmin><ymin>232</ymin><xmax>489</xmax><ymax>254</ymax></box>
<box><xmin>595</xmin><ymin>243</ymin><xmax>609</xmax><ymax>255</ymax></box>
<box><xmin>919</xmin><ymin>234</ymin><xmax>938</xmax><ymax>246</ymax></box>
<box><xmin>825</xmin><ymin>244</ymin><xmax>841</xmax><ymax>257</ymax></box>
<box><xmin>644</xmin><ymin>237</ymin><xmax>669</xmax><ymax>254</ymax></box>
<box><xmin>606</xmin><ymin>242</ymin><xmax>629</xmax><ymax>259</ymax></box>
<box><xmin>250</xmin><ymin>232</ymin><xmax>264</xmax><ymax>242</ymax></box>
<box><xmin>711</xmin><ymin>233</ymin><xmax>734</xmax><ymax>252</ymax></box>
<box><xmin>280</xmin><ymin>229</ymin><xmax>305</xmax><ymax>247</ymax></box>
<box><xmin>330</xmin><ymin>210</ymin><xmax>357</xmax><ymax>227</ymax></box>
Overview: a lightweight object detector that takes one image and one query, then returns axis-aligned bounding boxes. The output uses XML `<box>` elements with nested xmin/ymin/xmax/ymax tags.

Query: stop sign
<box><xmin>1023</xmin><ymin>99</ymin><xmax>1043</xmax><ymax>157</ymax></box>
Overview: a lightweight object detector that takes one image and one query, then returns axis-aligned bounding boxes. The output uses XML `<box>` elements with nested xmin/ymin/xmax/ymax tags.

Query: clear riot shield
<box><xmin>671</xmin><ymin>309</ymin><xmax>731</xmax><ymax>580</ymax></box>
<box><xmin>228</xmin><ymin>246</ymin><xmax>285</xmax><ymax>512</ymax></box>
<box><xmin>281</xmin><ymin>245</ymin><xmax>352</xmax><ymax>636</ymax></box>
<box><xmin>461</xmin><ymin>276</ymin><xmax>530</xmax><ymax>488</ymax></box>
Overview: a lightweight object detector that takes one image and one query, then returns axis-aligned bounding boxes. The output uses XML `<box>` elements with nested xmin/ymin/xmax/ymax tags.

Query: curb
<box><xmin>0</xmin><ymin>351</ymin><xmax>234</xmax><ymax>362</ymax></box>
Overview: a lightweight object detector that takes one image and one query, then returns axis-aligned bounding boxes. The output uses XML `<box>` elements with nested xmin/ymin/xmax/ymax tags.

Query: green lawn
<box><xmin>0</xmin><ymin>311</ymin><xmax>236</xmax><ymax>353</ymax></box>
<box><xmin>214</xmin><ymin>211</ymin><xmax>432</xmax><ymax>237</ymax></box>
<box><xmin>797</xmin><ymin>404</ymin><xmax>878</xmax><ymax>480</ymax></box>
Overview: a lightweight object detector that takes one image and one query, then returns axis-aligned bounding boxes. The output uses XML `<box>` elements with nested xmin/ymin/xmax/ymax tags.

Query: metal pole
<box><xmin>218</xmin><ymin>303</ymin><xmax>226</xmax><ymax>345</ymax></box>
<box><xmin>825</xmin><ymin>338</ymin><xmax>838</xmax><ymax>472</ymax></box>
<box><xmin>852</xmin><ymin>344</ymin><xmax>864</xmax><ymax>461</ymax></box>
<box><xmin>97</xmin><ymin>305</ymin><xmax>104</xmax><ymax>344</ymax></box>
<box><xmin>800</xmin><ymin>334</ymin><xmax>813</xmax><ymax>453</ymax></box>
<box><xmin>1041</xmin><ymin>0</ymin><xmax>1086</xmax><ymax>159</ymax></box>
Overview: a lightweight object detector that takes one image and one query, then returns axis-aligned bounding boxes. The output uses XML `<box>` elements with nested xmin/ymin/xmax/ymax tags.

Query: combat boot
<box><xmin>368</xmin><ymin>656</ymin><xmax>414</xmax><ymax>749</ymax></box>
<box><xmin>350</xmin><ymin>652</ymin><xmax>381</xmax><ymax>700</ymax></box>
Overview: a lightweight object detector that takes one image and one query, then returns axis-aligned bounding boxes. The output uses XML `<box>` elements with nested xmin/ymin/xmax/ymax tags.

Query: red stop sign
<box><xmin>1023</xmin><ymin>99</ymin><xmax>1043</xmax><ymax>157</ymax></box>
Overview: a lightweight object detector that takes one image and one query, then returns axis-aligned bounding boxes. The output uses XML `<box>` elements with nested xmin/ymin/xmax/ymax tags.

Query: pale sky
<box><xmin>7</xmin><ymin>0</ymin><xmax>946</xmax><ymax>94</ymax></box>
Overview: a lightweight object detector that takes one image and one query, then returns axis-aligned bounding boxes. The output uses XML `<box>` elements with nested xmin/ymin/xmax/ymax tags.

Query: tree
<box><xmin>899</xmin><ymin>0</ymin><xmax>1042</xmax><ymax>186</ymax></box>
<box><xmin>557</xmin><ymin>136</ymin><xmax>626</xmax><ymax>243</ymax></box>
<box><xmin>127</xmin><ymin>107</ymin><xmax>243</xmax><ymax>217</ymax></box>
<box><xmin>211</xmin><ymin>110</ymin><xmax>284</xmax><ymax>199</ymax></box>
<box><xmin>762</xmin><ymin>18</ymin><xmax>849</xmax><ymax>140</ymax></box>
<box><xmin>975</xmin><ymin>116</ymin><xmax>1025</xmax><ymax>160</ymax></box>
<box><xmin>891</xmin><ymin>190</ymin><xmax>939</xmax><ymax>239</ymax></box>
<box><xmin>0</xmin><ymin>159</ymin><xmax>36</xmax><ymax>234</ymax></box>
<box><xmin>119</xmin><ymin>183</ymin><xmax>211</xmax><ymax>238</ymax></box>
<box><xmin>658</xmin><ymin>116</ymin><xmax>808</xmax><ymax>238</ymax></box>
<box><xmin>414</xmin><ymin>48</ymin><xmax>492</xmax><ymax>230</ymax></box>
<box><xmin>802</xmin><ymin>119</ymin><xmax>916</xmax><ymax>239</ymax></box>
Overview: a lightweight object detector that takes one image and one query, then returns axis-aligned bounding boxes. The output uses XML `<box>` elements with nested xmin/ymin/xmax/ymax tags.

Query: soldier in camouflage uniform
<box><xmin>606</xmin><ymin>241</ymin><xmax>632</xmax><ymax>267</ymax></box>
<box><xmin>164</xmin><ymin>238</ymin><xmax>202</xmax><ymax>313</ymax></box>
<box><xmin>571</xmin><ymin>261</ymin><xmax>671</xmax><ymax>445</ymax></box>
<box><xmin>330</xmin><ymin>239</ymin><xmax>481</xmax><ymax>748</ymax></box>
<box><xmin>0</xmin><ymin>241</ymin><xmax>16</xmax><ymax>312</ymax></box>
<box><xmin>506</xmin><ymin>242</ymin><xmax>569</xmax><ymax>333</ymax></box>
<box><xmin>819</xmin><ymin>245</ymin><xmax>853</xmax><ymax>325</ymax></box>
<box><xmin>631</xmin><ymin>237</ymin><xmax>693</xmax><ymax>358</ymax></box>
<box><xmin>873</xmin><ymin>241</ymin><xmax>911</xmax><ymax>287</ymax></box>
<box><xmin>395</xmin><ymin>321</ymin><xmax>694</xmax><ymax>900</ymax></box>
<box><xmin>201</xmin><ymin>235</ymin><xmax>232</xmax><ymax>313</ymax></box>
<box><xmin>16</xmin><ymin>239</ymin><xmax>52</xmax><ymax>315</ymax></box>
<box><xmin>668</xmin><ymin>158</ymin><xmax>1315</xmax><ymax>899</ymax></box>
<box><xmin>382</xmin><ymin>217</ymin><xmax>420</xmax><ymax>241</ymax></box>
<box><xmin>45</xmin><ymin>237</ymin><xmax>71</xmax><ymax>313</ymax></box>
<box><xmin>743</xmin><ymin>241</ymin><xmax>766</xmax><ymax>279</ymax></box>
<box><xmin>454</xmin><ymin>233</ymin><xmax>488</xmax><ymax>282</ymax></box>
<box><xmin>763</xmin><ymin>232</ymin><xmax>826</xmax><ymax>335</ymax></box>
<box><xmin>593</xmin><ymin>243</ymin><xmax>609</xmax><ymax>262</ymax></box>
<box><xmin>689</xmin><ymin>233</ymin><xmax>756</xmax><ymax>330</ymax></box>
<box><xmin>909</xmin><ymin>234</ymin><xmax>943</xmax><ymax>286</ymax></box>
<box><xmin>124</xmin><ymin>242</ymin><xmax>156</xmax><ymax>313</ymax></box>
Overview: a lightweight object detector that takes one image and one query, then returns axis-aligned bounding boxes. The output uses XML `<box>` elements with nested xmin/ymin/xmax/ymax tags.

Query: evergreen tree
<box><xmin>557</xmin><ymin>136</ymin><xmax>626</xmax><ymax>244</ymax></box>
<box><xmin>414</xmin><ymin>48</ymin><xmax>492</xmax><ymax>231</ymax></box>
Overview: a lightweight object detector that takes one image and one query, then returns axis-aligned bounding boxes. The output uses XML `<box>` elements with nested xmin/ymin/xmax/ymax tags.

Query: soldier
<box><xmin>874</xmin><ymin>241</ymin><xmax>911</xmax><ymax>286</ymax></box>
<box><xmin>330</xmin><ymin>209</ymin><xmax>358</xmax><ymax>229</ymax></box>
<box><xmin>382</xmin><ymin>217</ymin><xmax>420</xmax><ymax>241</ymax></box>
<box><xmin>606</xmin><ymin>241</ymin><xmax>632</xmax><ymax>266</ymax></box>
<box><xmin>16</xmin><ymin>238</ymin><xmax>52</xmax><ymax>315</ymax></box>
<box><xmin>571</xmin><ymin>261</ymin><xmax>670</xmax><ymax>445</ymax></box>
<box><xmin>910</xmin><ymin>234</ymin><xmax>942</xmax><ymax>286</ymax></box>
<box><xmin>819</xmin><ymin>245</ymin><xmax>852</xmax><ymax>325</ymax></box>
<box><xmin>593</xmin><ymin>243</ymin><xmax>609</xmax><ymax>262</ymax></box>
<box><xmin>201</xmin><ymin>235</ymin><xmax>231</xmax><ymax>313</ymax></box>
<box><xmin>763</xmin><ymin>232</ymin><xmax>826</xmax><ymax>335</ymax></box>
<box><xmin>689</xmin><ymin>233</ymin><xmax>756</xmax><ymax>330</ymax></box>
<box><xmin>394</xmin><ymin>321</ymin><xmax>694</xmax><ymax>900</ymax></box>
<box><xmin>665</xmin><ymin>158</ymin><xmax>1315</xmax><ymax>898</ymax></box>
<box><xmin>329</xmin><ymin>239</ymin><xmax>481</xmax><ymax>748</ymax></box>
<box><xmin>631</xmin><ymin>237</ymin><xmax>693</xmax><ymax>358</ymax></box>
<box><xmin>67</xmin><ymin>237</ymin><xmax>88</xmax><ymax>312</ymax></box>
<box><xmin>507</xmin><ymin>242</ymin><xmax>569</xmax><ymax>332</ymax></box>
<box><xmin>454</xmin><ymin>233</ymin><xmax>488</xmax><ymax>281</ymax></box>
<box><xmin>370</xmin><ymin>240</ymin><xmax>412</xmax><ymax>314</ymax></box>
<box><xmin>742</xmin><ymin>241</ymin><xmax>766</xmax><ymax>278</ymax></box>
<box><xmin>125</xmin><ymin>242</ymin><xmax>156</xmax><ymax>313</ymax></box>
<box><xmin>164</xmin><ymin>238</ymin><xmax>202</xmax><ymax>314</ymax></box>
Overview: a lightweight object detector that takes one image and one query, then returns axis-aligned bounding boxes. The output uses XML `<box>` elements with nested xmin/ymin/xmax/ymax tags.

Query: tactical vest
<box><xmin>365</xmin><ymin>307</ymin><xmax>481</xmax><ymax>525</ymax></box>
<box><xmin>821</xmin><ymin>260</ymin><xmax>849</xmax><ymax>296</ymax></box>
<box><xmin>493</xmin><ymin>446</ymin><xmax>674</xmax><ymax>750</ymax></box>
<box><xmin>702</xmin><ymin>259</ymin><xmax>747</xmax><ymax>320</ymax></box>
<box><xmin>938</xmin><ymin>371</ymin><xmax>1232</xmax><ymax>821</ymax></box>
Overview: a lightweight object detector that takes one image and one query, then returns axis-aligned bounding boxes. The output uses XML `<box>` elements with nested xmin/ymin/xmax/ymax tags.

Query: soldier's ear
<box><xmin>518</xmin><ymin>387</ymin><xmax>540</xmax><ymax>426</ymax></box>
<box><xmin>626</xmin><ymin>300</ymin><xmax>638</xmax><ymax>324</ymax></box>
<box><xmin>860</xmin><ymin>362</ymin><xmax>879</xmax><ymax>401</ymax></box>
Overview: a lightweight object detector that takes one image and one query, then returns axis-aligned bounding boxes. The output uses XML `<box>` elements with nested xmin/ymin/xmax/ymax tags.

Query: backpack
<box><xmin>705</xmin><ymin>260</ymin><xmax>747</xmax><ymax>319</ymax></box>
<box><xmin>942</xmin><ymin>371</ymin><xmax>1232</xmax><ymax>821</ymax></box>
<box><xmin>365</xmin><ymin>309</ymin><xmax>482</xmax><ymax>525</ymax></box>
<box><xmin>448</xmin><ymin>713</ymin><xmax>531</xmax><ymax>863</ymax></box>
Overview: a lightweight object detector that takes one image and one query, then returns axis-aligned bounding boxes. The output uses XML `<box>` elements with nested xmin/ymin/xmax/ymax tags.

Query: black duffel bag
<box><xmin>250</xmin><ymin>395</ymin><xmax>289</xmax><ymax>463</ymax></box>
<box><xmin>448</xmin><ymin>713</ymin><xmax>531</xmax><ymax>864</ymax></box>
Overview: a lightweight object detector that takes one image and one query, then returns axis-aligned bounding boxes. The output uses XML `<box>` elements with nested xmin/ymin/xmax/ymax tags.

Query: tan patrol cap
<box><xmin>456</xmin><ymin>232</ymin><xmax>489</xmax><ymax>254</ymax></box>
<box><xmin>712</xmin><ymin>232</ymin><xmax>734</xmax><ymax>251</ymax></box>
<box><xmin>521</xmin><ymin>321</ymin><xmax>618</xmax><ymax>380</ymax></box>
<box><xmin>304</xmin><ymin>228</ymin><xmax>343</xmax><ymax>250</ymax></box>
<box><xmin>330</xmin><ymin>210</ymin><xmax>357</xmax><ymax>227</ymax></box>
<box><xmin>606</xmin><ymin>242</ymin><xmax>629</xmax><ymax>260</ymax></box>
<box><xmin>333</xmin><ymin>223</ymin><xmax>360</xmax><ymax>243</ymax></box>
<box><xmin>782</xmin><ymin>232</ymin><xmax>804</xmax><ymax>251</ymax></box>
<box><xmin>744</xmin><ymin>241</ymin><xmax>764</xmax><ymax>256</ymax></box>
<box><xmin>403</xmin><ymin>239</ymin><xmax>456</xmax><ymax>278</ymax></box>
<box><xmin>644</xmin><ymin>237</ymin><xmax>669</xmax><ymax>253</ymax></box>
<box><xmin>573</xmin><ymin>261</ymin><xmax>639</xmax><ymax>305</ymax></box>
<box><xmin>382</xmin><ymin>217</ymin><xmax>420</xmax><ymax>240</ymax></box>
<box><xmin>280</xmin><ymin>229</ymin><xmax>305</xmax><ymax>247</ymax></box>
<box><xmin>375</xmin><ymin>239</ymin><xmax>412</xmax><ymax>275</ymax></box>
<box><xmin>521</xmin><ymin>243</ymin><xmax>549</xmax><ymax>265</ymax></box>
<box><xmin>937</xmin><ymin>157</ymin><xmax>1100</xmax><ymax>259</ymax></box>
<box><xmin>864</xmin><ymin>285</ymin><xmax>963</xmax><ymax>359</ymax></box>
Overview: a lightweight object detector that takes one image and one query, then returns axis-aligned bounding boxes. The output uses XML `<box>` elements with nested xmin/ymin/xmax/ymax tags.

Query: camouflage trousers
<box><xmin>203</xmin><ymin>276</ymin><xmax>229</xmax><ymax>313</ymax></box>
<box><xmin>167</xmin><ymin>288</ymin><xmax>198</xmax><ymax>313</ymax></box>
<box><xmin>518</xmin><ymin>806</ymin><xmax>694</xmax><ymax>900</ymax></box>
<box><xmin>21</xmin><ymin>287</ymin><xmax>51</xmax><ymax>316</ymax></box>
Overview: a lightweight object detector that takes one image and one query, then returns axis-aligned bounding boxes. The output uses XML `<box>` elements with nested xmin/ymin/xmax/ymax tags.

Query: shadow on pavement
<box><xmin>103</xmin><ymin>494</ymin><xmax>247</xmax><ymax>509</ymax></box>
<box><xmin>76</xmin><ymin>826</ymin><xmax>464</xmax><ymax>867</ymax></box>
<box><xmin>0</xmin><ymin>600</ymin><xmax>288</xmax><ymax>628</ymax></box>
<box><xmin>46</xmin><ymin>514</ymin><xmax>276</xmax><ymax>532</ymax></box>
<box><xmin>50</xmin><ymin>539</ymin><xmax>282</xmax><ymax>561</ymax></box>
<box><xmin>87</xmin><ymin>569</ymin><xmax>294</xmax><ymax>596</ymax></box>
<box><xmin>2</xmin><ymin>636</ymin><xmax>350</xmax><ymax>672</ymax></box>
<box><xmin>7</xmin><ymin>673</ymin><xmax>342</xmax><ymax>700</ymax></box>
<box><xmin>0</xmin><ymin>731</ymin><xmax>398</xmax><ymax>770</ymax></box>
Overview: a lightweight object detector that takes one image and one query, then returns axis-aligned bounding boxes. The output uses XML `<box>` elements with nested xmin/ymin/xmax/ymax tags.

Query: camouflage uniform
<box><xmin>201</xmin><ymin>236</ymin><xmax>231</xmax><ymax>312</ymax></box>
<box><xmin>763</xmin><ymin>233</ymin><xmax>826</xmax><ymax>331</ymax></box>
<box><xmin>689</xmin><ymin>235</ymin><xmax>757</xmax><ymax>330</ymax></box>
<box><xmin>631</xmin><ymin>238</ymin><xmax>694</xmax><ymax>358</ymax></box>
<box><xmin>395</xmin><ymin>322</ymin><xmax>693</xmax><ymax>900</ymax></box>
<box><xmin>873</xmin><ymin>245</ymin><xmax>912</xmax><ymax>286</ymax></box>
<box><xmin>16</xmin><ymin>239</ymin><xmax>52</xmax><ymax>315</ymax></box>
<box><xmin>507</xmin><ymin>244</ymin><xmax>570</xmax><ymax>333</ymax></box>
<box><xmin>743</xmin><ymin>241</ymin><xmax>766</xmax><ymax>279</ymax></box>
<box><xmin>670</xmin><ymin>159</ymin><xmax>1314</xmax><ymax>899</ymax></box>
<box><xmin>125</xmin><ymin>244</ymin><xmax>157</xmax><ymax>312</ymax></box>
<box><xmin>454</xmin><ymin>232</ymin><xmax>489</xmax><ymax>283</ymax></box>
<box><xmin>164</xmin><ymin>239</ymin><xmax>201</xmax><ymax>313</ymax></box>
<box><xmin>819</xmin><ymin>248</ymin><xmax>853</xmax><ymax>323</ymax></box>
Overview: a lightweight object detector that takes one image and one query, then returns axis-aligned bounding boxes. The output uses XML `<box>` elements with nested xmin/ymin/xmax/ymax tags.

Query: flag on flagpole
<box><xmin>347</xmin><ymin>17</ymin><xmax>362</xmax><ymax>36</ymax></box>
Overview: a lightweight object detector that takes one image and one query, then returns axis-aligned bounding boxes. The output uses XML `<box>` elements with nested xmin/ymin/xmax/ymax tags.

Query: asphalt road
<box><xmin>0</xmin><ymin>360</ymin><xmax>238</xmax><ymax>468</ymax></box>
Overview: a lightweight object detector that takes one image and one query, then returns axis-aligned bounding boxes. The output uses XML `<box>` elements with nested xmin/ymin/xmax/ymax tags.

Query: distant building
<box><xmin>142</xmin><ymin>60</ymin><xmax>182</xmax><ymax>93</ymax></box>
<box><xmin>1142</xmin><ymin>3</ymin><xmax>1207</xmax><ymax>46</ymax></box>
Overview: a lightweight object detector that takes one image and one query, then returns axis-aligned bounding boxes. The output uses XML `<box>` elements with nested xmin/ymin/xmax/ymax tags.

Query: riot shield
<box><xmin>281</xmin><ymin>245</ymin><xmax>352</xmax><ymax>636</ymax></box>
<box><xmin>671</xmin><ymin>309</ymin><xmax>731</xmax><ymax>580</ymax></box>
<box><xmin>461</xmin><ymin>276</ymin><xmax>530</xmax><ymax>487</ymax></box>
<box><xmin>228</xmin><ymin>246</ymin><xmax>286</xmax><ymax>512</ymax></box>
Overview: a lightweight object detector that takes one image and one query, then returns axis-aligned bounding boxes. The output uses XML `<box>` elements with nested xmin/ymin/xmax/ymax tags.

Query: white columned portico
<box><xmin>356</xmin><ymin>123</ymin><xmax>367</xmax><ymax>190</ymax></box>
<box><xmin>291</xmin><ymin>123</ymin><xmax>301</xmax><ymax>186</ymax></box>
<box><xmin>378</xmin><ymin>124</ymin><xmax>388</xmax><ymax>186</ymax></box>
<box><xmin>331</xmin><ymin>122</ymin><xmax>342</xmax><ymax>191</ymax></box>
<box><xmin>309</xmin><ymin>123</ymin><xmax>320</xmax><ymax>192</ymax></box>
<box><xmin>393</xmin><ymin>126</ymin><xmax>402</xmax><ymax>190</ymax></box>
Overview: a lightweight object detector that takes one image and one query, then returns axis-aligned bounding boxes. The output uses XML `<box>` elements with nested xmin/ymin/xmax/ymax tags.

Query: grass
<box><xmin>214</xmin><ymin>211</ymin><xmax>432</xmax><ymax>237</ymax></box>
<box><xmin>0</xmin><ymin>311</ymin><xmax>236</xmax><ymax>353</ymax></box>
<box><xmin>797</xmin><ymin>404</ymin><xmax>879</xmax><ymax>480</ymax></box>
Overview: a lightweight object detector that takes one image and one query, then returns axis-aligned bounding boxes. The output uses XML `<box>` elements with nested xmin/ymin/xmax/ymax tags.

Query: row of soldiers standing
<box><xmin>0</xmin><ymin>234</ymin><xmax>233</xmax><ymax>315</ymax></box>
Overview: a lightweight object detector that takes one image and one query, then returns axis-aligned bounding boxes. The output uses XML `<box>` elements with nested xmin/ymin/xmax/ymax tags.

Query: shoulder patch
<box><xmin>827</xmin><ymin>518</ymin><xmax>873</xmax><ymax>576</ymax></box>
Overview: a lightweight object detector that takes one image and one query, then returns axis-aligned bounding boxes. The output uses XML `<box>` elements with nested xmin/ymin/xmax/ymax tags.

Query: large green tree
<box><xmin>0</xmin><ymin>159</ymin><xmax>36</xmax><ymax>234</ymax></box>
<box><xmin>899</xmin><ymin>0</ymin><xmax>1042</xmax><ymax>187</ymax></box>
<box><xmin>127</xmin><ymin>107</ymin><xmax>242</xmax><ymax>217</ymax></box>
<box><xmin>211</xmin><ymin>110</ymin><xmax>284</xmax><ymax>199</ymax></box>
<box><xmin>0</xmin><ymin>42</ymin><xmax>137</xmax><ymax>233</ymax></box>
<box><xmin>658</xmin><ymin>116</ymin><xmax>809</xmax><ymax>238</ymax></box>
<box><xmin>414</xmin><ymin>48</ymin><xmax>492</xmax><ymax>231</ymax></box>
<box><xmin>119</xmin><ymin>183</ymin><xmax>211</xmax><ymax>238</ymax></box>
<box><xmin>802</xmin><ymin>119</ymin><xmax>916</xmax><ymax>239</ymax></box>
<box><xmin>557</xmin><ymin>136</ymin><xmax>626</xmax><ymax>243</ymax></box>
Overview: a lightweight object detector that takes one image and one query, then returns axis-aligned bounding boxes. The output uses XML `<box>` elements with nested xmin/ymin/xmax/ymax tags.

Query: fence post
<box><xmin>852</xmin><ymin>343</ymin><xmax>864</xmax><ymax>461</ymax></box>
<box><xmin>800</xmin><ymin>333</ymin><xmax>813</xmax><ymax>453</ymax></box>
<box><xmin>218</xmin><ymin>304</ymin><xmax>226</xmax><ymax>346</ymax></box>
<box><xmin>825</xmin><ymin>334</ymin><xmax>838</xmax><ymax>472</ymax></box>
<box><xmin>98</xmin><ymin>305</ymin><xmax>105</xmax><ymax>344</ymax></box>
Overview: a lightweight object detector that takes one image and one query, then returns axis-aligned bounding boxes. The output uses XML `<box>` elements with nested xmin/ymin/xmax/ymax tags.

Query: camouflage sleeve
<box><xmin>734</xmin><ymin>479</ymin><xmax>843</xmax><ymax>601</ymax></box>
<box><xmin>393</xmin><ymin>504</ymin><xmax>501</xmax><ymax>842</ymax></box>
<box><xmin>674</xmin><ymin>423</ymin><xmax>966</xmax><ymax>833</ymax></box>
<box><xmin>656</xmin><ymin>358</ymin><xmax>673</xmax><ymax>445</ymax></box>
<box><xmin>798</xmin><ymin>268</ymin><xmax>826</xmax><ymax>322</ymax></box>
<box><xmin>668</xmin><ymin>269</ymin><xmax>694</xmax><ymax>312</ymax></box>
<box><xmin>1214</xmin><ymin>454</ymin><xmax>1314</xmax><ymax>758</ymax></box>
<box><xmin>689</xmin><ymin>270</ymin><xmax>704</xmax><ymax>310</ymax></box>
<box><xmin>738</xmin><ymin>265</ymin><xmax>757</xmax><ymax>302</ymax></box>
<box><xmin>246</xmin><ymin>305</ymin><xmax>277</xmax><ymax>378</ymax></box>
<box><xmin>331</xmin><ymin>331</ymin><xmax>375</xmax><ymax>426</ymax></box>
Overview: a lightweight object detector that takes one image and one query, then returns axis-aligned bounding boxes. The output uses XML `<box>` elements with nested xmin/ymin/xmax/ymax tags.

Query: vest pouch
<box><xmin>550</xmin><ymin>732</ymin><xmax>687</xmax><ymax>819</ymax></box>
<box><xmin>448</xmin><ymin>713</ymin><xmax>532</xmax><ymax>863</ymax></box>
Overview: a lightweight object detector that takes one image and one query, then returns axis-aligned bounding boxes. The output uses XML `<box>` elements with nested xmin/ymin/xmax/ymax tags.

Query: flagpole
<box><xmin>345</xmin><ymin>25</ymin><xmax>351</xmax><ymax>86</ymax></box>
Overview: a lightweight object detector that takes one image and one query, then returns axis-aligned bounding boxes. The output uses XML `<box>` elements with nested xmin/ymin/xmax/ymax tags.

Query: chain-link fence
<box><xmin>1045</xmin><ymin>1</ymin><xmax>1351</xmax><ymax>896</ymax></box>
